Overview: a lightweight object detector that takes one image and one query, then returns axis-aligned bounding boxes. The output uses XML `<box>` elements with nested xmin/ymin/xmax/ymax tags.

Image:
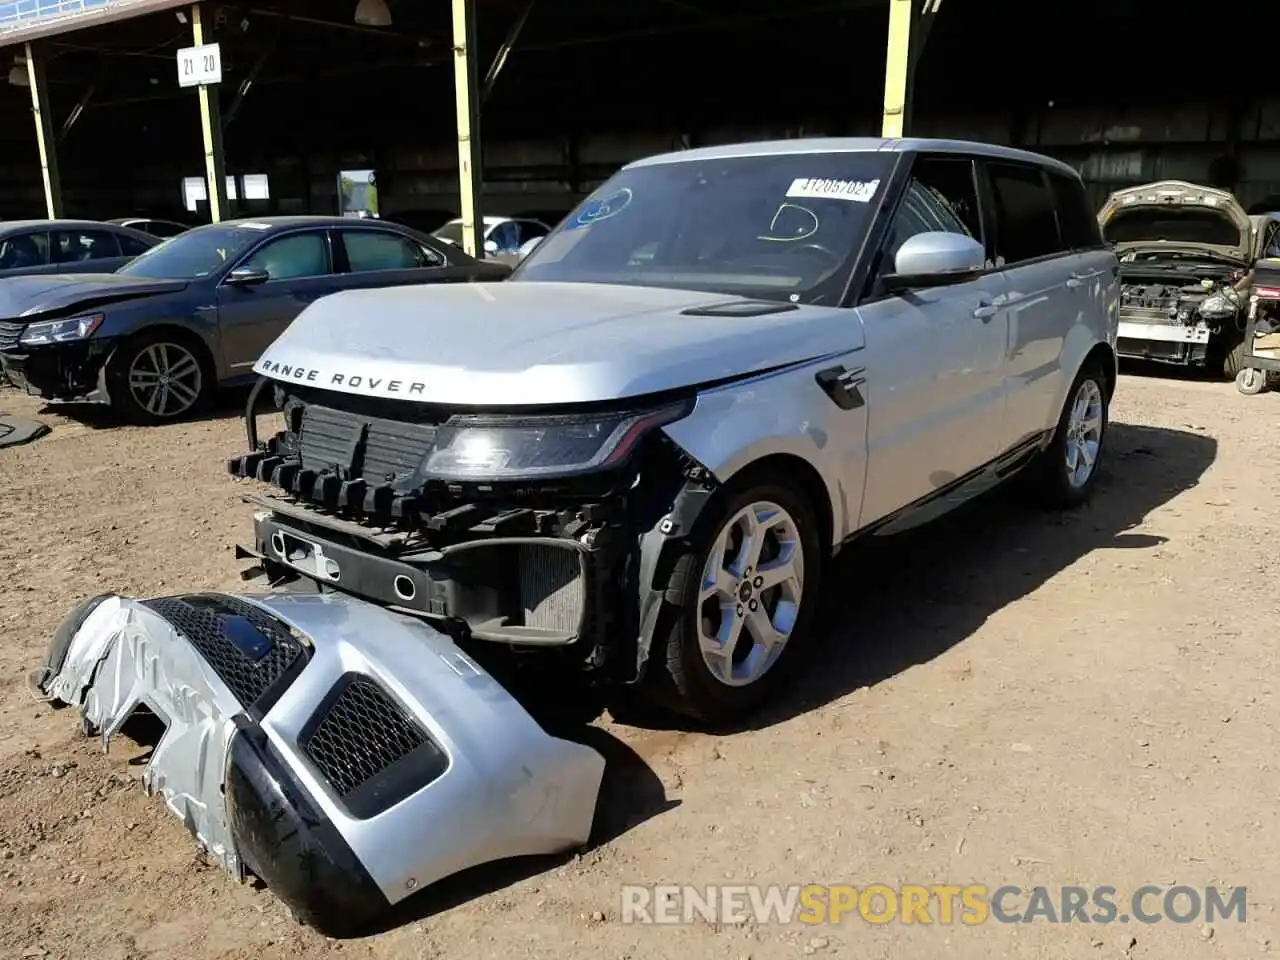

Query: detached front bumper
<box><xmin>0</xmin><ymin>341</ymin><xmax>113</xmax><ymax>403</ymax></box>
<box><xmin>31</xmin><ymin>590</ymin><xmax>605</xmax><ymax>938</ymax></box>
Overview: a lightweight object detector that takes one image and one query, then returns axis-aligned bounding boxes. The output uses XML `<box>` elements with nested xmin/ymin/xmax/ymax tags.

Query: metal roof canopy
<box><xmin>0</xmin><ymin>0</ymin><xmax>195</xmax><ymax>47</ymax></box>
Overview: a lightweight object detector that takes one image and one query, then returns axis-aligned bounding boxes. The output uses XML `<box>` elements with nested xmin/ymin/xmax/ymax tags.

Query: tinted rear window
<box><xmin>986</xmin><ymin>162</ymin><xmax>1065</xmax><ymax>265</ymax></box>
<box><xmin>1048</xmin><ymin>171</ymin><xmax>1103</xmax><ymax>249</ymax></box>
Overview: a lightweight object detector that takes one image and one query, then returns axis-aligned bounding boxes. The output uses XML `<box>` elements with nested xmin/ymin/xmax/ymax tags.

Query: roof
<box><xmin>0</xmin><ymin>218</ymin><xmax>149</xmax><ymax>233</ymax></box>
<box><xmin>205</xmin><ymin>215</ymin><xmax>393</xmax><ymax>229</ymax></box>
<box><xmin>626</xmin><ymin>137</ymin><xmax>1082</xmax><ymax>179</ymax></box>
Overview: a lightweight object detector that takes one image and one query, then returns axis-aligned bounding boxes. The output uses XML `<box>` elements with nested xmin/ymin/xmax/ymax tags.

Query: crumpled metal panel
<box><xmin>35</xmin><ymin>595</ymin><xmax>244</xmax><ymax>877</ymax></box>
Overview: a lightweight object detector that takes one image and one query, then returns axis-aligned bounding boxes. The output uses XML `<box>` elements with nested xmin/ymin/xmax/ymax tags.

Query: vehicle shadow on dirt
<box><xmin>27</xmin><ymin>384</ymin><xmax>254</xmax><ymax>430</ymax></box>
<box><xmin>368</xmin><ymin>725</ymin><xmax>678</xmax><ymax>934</ymax></box>
<box><xmin>748</xmin><ymin>421</ymin><xmax>1217</xmax><ymax>730</ymax></box>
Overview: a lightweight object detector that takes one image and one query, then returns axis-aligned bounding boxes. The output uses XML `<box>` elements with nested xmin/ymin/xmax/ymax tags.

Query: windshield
<box><xmin>1103</xmin><ymin>208</ymin><xmax>1243</xmax><ymax>248</ymax></box>
<box><xmin>117</xmin><ymin>224</ymin><xmax>271</xmax><ymax>279</ymax></box>
<box><xmin>510</xmin><ymin>152</ymin><xmax>895</xmax><ymax>304</ymax></box>
<box><xmin>431</xmin><ymin>221</ymin><xmax>465</xmax><ymax>245</ymax></box>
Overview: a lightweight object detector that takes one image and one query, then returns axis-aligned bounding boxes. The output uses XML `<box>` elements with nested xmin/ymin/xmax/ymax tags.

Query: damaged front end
<box><xmin>228</xmin><ymin>380</ymin><xmax>719</xmax><ymax>689</ymax></box>
<box><xmin>30</xmin><ymin>590</ymin><xmax>606</xmax><ymax>938</ymax></box>
<box><xmin>0</xmin><ymin>315</ymin><xmax>115</xmax><ymax>403</ymax></box>
<box><xmin>1114</xmin><ymin>265</ymin><xmax>1246</xmax><ymax>365</ymax></box>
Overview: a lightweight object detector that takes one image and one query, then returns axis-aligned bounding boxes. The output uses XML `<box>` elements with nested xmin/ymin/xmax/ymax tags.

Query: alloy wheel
<box><xmin>697</xmin><ymin>500</ymin><xmax>805</xmax><ymax>688</ymax></box>
<box><xmin>1064</xmin><ymin>378</ymin><xmax>1104</xmax><ymax>489</ymax></box>
<box><xmin>127</xmin><ymin>341</ymin><xmax>203</xmax><ymax>419</ymax></box>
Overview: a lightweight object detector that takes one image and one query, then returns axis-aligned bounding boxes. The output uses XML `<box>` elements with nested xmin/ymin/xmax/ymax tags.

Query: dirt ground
<box><xmin>0</xmin><ymin>372</ymin><xmax>1277</xmax><ymax>960</ymax></box>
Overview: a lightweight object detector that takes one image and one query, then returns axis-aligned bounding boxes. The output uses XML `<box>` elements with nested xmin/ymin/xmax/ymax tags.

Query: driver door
<box><xmin>216</xmin><ymin>229</ymin><xmax>341</xmax><ymax>371</ymax></box>
<box><xmin>855</xmin><ymin>154</ymin><xmax>1011</xmax><ymax>526</ymax></box>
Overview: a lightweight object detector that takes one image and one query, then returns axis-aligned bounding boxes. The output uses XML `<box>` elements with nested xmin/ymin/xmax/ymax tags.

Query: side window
<box><xmin>490</xmin><ymin>221</ymin><xmax>520</xmax><ymax>253</ymax></box>
<box><xmin>342</xmin><ymin>230</ymin><xmax>438</xmax><ymax>272</ymax></box>
<box><xmin>986</xmin><ymin>163</ymin><xmax>1065</xmax><ymax>266</ymax></box>
<box><xmin>516</xmin><ymin>220</ymin><xmax>550</xmax><ymax>245</ymax></box>
<box><xmin>240</xmin><ymin>232</ymin><xmax>330</xmax><ymax>280</ymax></box>
<box><xmin>0</xmin><ymin>232</ymin><xmax>49</xmax><ymax>270</ymax></box>
<box><xmin>117</xmin><ymin>233</ymin><xmax>153</xmax><ymax>257</ymax></box>
<box><xmin>873</xmin><ymin>156</ymin><xmax>982</xmax><ymax>291</ymax></box>
<box><xmin>1047</xmin><ymin>170</ymin><xmax>1103</xmax><ymax>250</ymax></box>
<box><xmin>52</xmin><ymin>229</ymin><xmax>122</xmax><ymax>264</ymax></box>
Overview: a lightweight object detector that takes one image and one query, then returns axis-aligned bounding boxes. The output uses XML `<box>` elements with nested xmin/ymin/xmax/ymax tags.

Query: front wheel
<box><xmin>106</xmin><ymin>330</ymin><xmax>213</xmax><ymax>425</ymax></box>
<box><xmin>650</xmin><ymin>477</ymin><xmax>822</xmax><ymax>725</ymax></box>
<box><xmin>1024</xmin><ymin>361</ymin><xmax>1109</xmax><ymax>509</ymax></box>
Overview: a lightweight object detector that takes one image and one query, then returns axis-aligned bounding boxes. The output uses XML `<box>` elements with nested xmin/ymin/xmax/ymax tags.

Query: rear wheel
<box><xmin>649</xmin><ymin>476</ymin><xmax>822</xmax><ymax>725</ymax></box>
<box><xmin>106</xmin><ymin>329</ymin><xmax>213</xmax><ymax>425</ymax></box>
<box><xmin>1223</xmin><ymin>337</ymin><xmax>1246</xmax><ymax>380</ymax></box>
<box><xmin>1024</xmin><ymin>361</ymin><xmax>1109</xmax><ymax>509</ymax></box>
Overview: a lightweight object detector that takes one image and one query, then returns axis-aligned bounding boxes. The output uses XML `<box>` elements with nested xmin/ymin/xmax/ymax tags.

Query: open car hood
<box><xmin>253</xmin><ymin>281</ymin><xmax>861</xmax><ymax>406</ymax></box>
<box><xmin>1098</xmin><ymin>181</ymin><xmax>1252</xmax><ymax>262</ymax></box>
<box><xmin>31</xmin><ymin>591</ymin><xmax>605</xmax><ymax>938</ymax></box>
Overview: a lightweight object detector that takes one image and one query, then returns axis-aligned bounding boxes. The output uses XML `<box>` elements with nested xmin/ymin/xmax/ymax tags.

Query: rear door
<box><xmin>216</xmin><ymin>228</ymin><xmax>342</xmax><ymax>370</ymax></box>
<box><xmin>0</xmin><ymin>231</ymin><xmax>55</xmax><ymax>279</ymax></box>
<box><xmin>979</xmin><ymin>161</ymin><xmax>1078</xmax><ymax>450</ymax></box>
<box><xmin>856</xmin><ymin>153</ymin><xmax>1011</xmax><ymax>525</ymax></box>
<box><xmin>50</xmin><ymin>227</ymin><xmax>131</xmax><ymax>274</ymax></box>
<box><xmin>334</xmin><ymin>227</ymin><xmax>471</xmax><ymax>289</ymax></box>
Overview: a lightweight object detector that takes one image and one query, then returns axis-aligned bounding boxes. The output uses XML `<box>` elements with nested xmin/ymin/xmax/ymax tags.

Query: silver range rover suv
<box><xmin>228</xmin><ymin>138</ymin><xmax>1120</xmax><ymax>724</ymax></box>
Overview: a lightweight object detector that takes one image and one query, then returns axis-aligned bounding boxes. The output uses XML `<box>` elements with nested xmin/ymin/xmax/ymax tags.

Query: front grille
<box><xmin>301</xmin><ymin>673</ymin><xmax>448</xmax><ymax>819</ymax></box>
<box><xmin>142</xmin><ymin>594</ymin><xmax>307</xmax><ymax>709</ymax></box>
<box><xmin>297</xmin><ymin>402</ymin><xmax>437</xmax><ymax>483</ymax></box>
<box><xmin>0</xmin><ymin>321</ymin><xmax>25</xmax><ymax>351</ymax></box>
<box><xmin>519</xmin><ymin>545</ymin><xmax>585</xmax><ymax>634</ymax></box>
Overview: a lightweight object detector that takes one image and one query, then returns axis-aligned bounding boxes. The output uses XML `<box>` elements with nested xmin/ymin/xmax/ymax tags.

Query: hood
<box><xmin>0</xmin><ymin>273</ymin><xmax>188</xmax><ymax>321</ymax></box>
<box><xmin>1098</xmin><ymin>181</ymin><xmax>1251</xmax><ymax>262</ymax></box>
<box><xmin>253</xmin><ymin>281</ymin><xmax>862</xmax><ymax>406</ymax></box>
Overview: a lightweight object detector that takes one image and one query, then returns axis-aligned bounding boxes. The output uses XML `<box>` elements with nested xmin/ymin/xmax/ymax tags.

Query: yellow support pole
<box><xmin>881</xmin><ymin>0</ymin><xmax>914</xmax><ymax>139</ymax></box>
<box><xmin>192</xmin><ymin>3</ymin><xmax>228</xmax><ymax>223</ymax></box>
<box><xmin>25</xmin><ymin>42</ymin><xmax>63</xmax><ymax>220</ymax></box>
<box><xmin>451</xmin><ymin>0</ymin><xmax>484</xmax><ymax>259</ymax></box>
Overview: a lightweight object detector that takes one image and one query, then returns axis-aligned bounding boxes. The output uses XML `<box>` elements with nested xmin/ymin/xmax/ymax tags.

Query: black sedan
<box><xmin>0</xmin><ymin>219</ymin><xmax>160</xmax><ymax>278</ymax></box>
<box><xmin>0</xmin><ymin>216</ymin><xmax>510</xmax><ymax>423</ymax></box>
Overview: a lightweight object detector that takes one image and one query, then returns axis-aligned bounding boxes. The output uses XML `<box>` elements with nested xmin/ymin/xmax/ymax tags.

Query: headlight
<box><xmin>18</xmin><ymin>313</ymin><xmax>104</xmax><ymax>346</ymax></box>
<box><xmin>421</xmin><ymin>401</ymin><xmax>692</xmax><ymax>481</ymax></box>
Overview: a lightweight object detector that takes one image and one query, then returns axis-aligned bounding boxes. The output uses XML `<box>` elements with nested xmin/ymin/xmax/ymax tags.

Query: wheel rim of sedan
<box><xmin>697</xmin><ymin>500</ymin><xmax>805</xmax><ymax>688</ymax></box>
<box><xmin>128</xmin><ymin>342</ymin><xmax>202</xmax><ymax>418</ymax></box>
<box><xmin>1064</xmin><ymin>379</ymin><xmax>1103</xmax><ymax>489</ymax></box>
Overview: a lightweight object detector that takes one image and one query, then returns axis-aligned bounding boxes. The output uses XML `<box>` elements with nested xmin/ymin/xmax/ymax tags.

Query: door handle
<box><xmin>973</xmin><ymin>301</ymin><xmax>999</xmax><ymax>321</ymax></box>
<box><xmin>1066</xmin><ymin>277</ymin><xmax>1083</xmax><ymax>289</ymax></box>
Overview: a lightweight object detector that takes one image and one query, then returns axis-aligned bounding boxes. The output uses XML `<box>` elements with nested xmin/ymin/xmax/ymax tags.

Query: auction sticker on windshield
<box><xmin>786</xmin><ymin>178</ymin><xmax>880</xmax><ymax>202</ymax></box>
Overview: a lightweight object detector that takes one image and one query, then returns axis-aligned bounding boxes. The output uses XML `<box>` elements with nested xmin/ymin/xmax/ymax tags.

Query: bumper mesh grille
<box><xmin>301</xmin><ymin>673</ymin><xmax>446</xmax><ymax>817</ymax></box>
<box><xmin>0</xmin><ymin>321</ymin><xmax>25</xmax><ymax>351</ymax></box>
<box><xmin>142</xmin><ymin>594</ymin><xmax>306</xmax><ymax>709</ymax></box>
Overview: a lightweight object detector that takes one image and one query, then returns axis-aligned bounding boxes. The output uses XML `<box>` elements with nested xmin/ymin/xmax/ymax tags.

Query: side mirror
<box><xmin>882</xmin><ymin>232</ymin><xmax>987</xmax><ymax>293</ymax></box>
<box><xmin>483</xmin><ymin>239</ymin><xmax>499</xmax><ymax>256</ymax></box>
<box><xmin>224</xmin><ymin>266</ymin><xmax>270</xmax><ymax>287</ymax></box>
<box><xmin>517</xmin><ymin>236</ymin><xmax>543</xmax><ymax>260</ymax></box>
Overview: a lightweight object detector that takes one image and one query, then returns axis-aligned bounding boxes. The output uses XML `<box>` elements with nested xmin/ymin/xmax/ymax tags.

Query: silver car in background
<box><xmin>231</xmin><ymin>138</ymin><xmax>1121</xmax><ymax>724</ymax></box>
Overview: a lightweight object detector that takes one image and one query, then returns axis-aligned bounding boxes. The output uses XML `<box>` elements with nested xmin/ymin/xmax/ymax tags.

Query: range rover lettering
<box><xmin>228</xmin><ymin>138</ymin><xmax>1120</xmax><ymax>723</ymax></box>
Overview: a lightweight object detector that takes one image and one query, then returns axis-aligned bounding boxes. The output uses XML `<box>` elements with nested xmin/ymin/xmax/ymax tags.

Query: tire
<box><xmin>1025</xmin><ymin>360</ymin><xmax>1109</xmax><ymax>509</ymax></box>
<box><xmin>648</xmin><ymin>474</ymin><xmax>822</xmax><ymax>725</ymax></box>
<box><xmin>1236</xmin><ymin>367</ymin><xmax>1267</xmax><ymax>396</ymax></box>
<box><xmin>105</xmin><ymin>329</ymin><xmax>214</xmax><ymax>425</ymax></box>
<box><xmin>1223</xmin><ymin>337</ymin><xmax>1246</xmax><ymax>380</ymax></box>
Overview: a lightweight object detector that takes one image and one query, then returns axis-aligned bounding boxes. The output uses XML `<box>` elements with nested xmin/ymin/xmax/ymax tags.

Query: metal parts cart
<box><xmin>1235</xmin><ymin>257</ymin><xmax>1280</xmax><ymax>395</ymax></box>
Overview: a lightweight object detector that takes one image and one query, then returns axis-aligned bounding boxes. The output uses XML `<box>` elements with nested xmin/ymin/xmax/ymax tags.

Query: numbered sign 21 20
<box><xmin>177</xmin><ymin>43</ymin><xmax>222</xmax><ymax>88</ymax></box>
